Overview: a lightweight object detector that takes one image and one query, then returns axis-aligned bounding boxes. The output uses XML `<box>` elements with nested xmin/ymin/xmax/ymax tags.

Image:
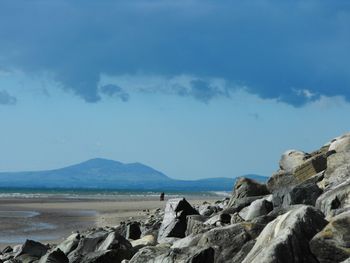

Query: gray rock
<box><xmin>68</xmin><ymin>229</ymin><xmax>108</xmax><ymax>261</ymax></box>
<box><xmin>279</xmin><ymin>150</ymin><xmax>309</xmax><ymax>173</ymax></box>
<box><xmin>157</xmin><ymin>198</ymin><xmax>198</xmax><ymax>242</ymax></box>
<box><xmin>224</xmin><ymin>195</ymin><xmax>267</xmax><ymax>214</ymax></box>
<box><xmin>242</xmin><ymin>206</ymin><xmax>327</xmax><ymax>263</ymax></box>
<box><xmin>97</xmin><ymin>231</ymin><xmax>133</xmax><ymax>252</ymax></box>
<box><xmin>171</xmin><ymin>234</ymin><xmax>201</xmax><ymax>249</ymax></box>
<box><xmin>231</xmin><ymin>240</ymin><xmax>256</xmax><ymax>263</ymax></box>
<box><xmin>227</xmin><ymin>178</ymin><xmax>270</xmax><ymax>208</ymax></box>
<box><xmin>239</xmin><ymin>197</ymin><xmax>273</xmax><ymax>221</ymax></box>
<box><xmin>56</xmin><ymin>233</ymin><xmax>80</xmax><ymax>255</ymax></box>
<box><xmin>310</xmin><ymin>211</ymin><xmax>350</xmax><ymax>263</ymax></box>
<box><xmin>267</xmin><ymin>170</ymin><xmax>298</xmax><ymax>194</ymax></box>
<box><xmin>185</xmin><ymin>215</ymin><xmax>209</xmax><ymax>236</ymax></box>
<box><xmin>197</xmin><ymin>223</ymin><xmax>251</xmax><ymax>262</ymax></box>
<box><xmin>15</xmin><ymin>240</ymin><xmax>48</xmax><ymax>259</ymax></box>
<box><xmin>187</xmin><ymin>247</ymin><xmax>215</xmax><ymax>263</ymax></box>
<box><xmin>2</xmin><ymin>246</ymin><xmax>13</xmax><ymax>254</ymax></box>
<box><xmin>316</xmin><ymin>178</ymin><xmax>350</xmax><ymax>218</ymax></box>
<box><xmin>38</xmin><ymin>248</ymin><xmax>68</xmax><ymax>263</ymax></box>
<box><xmin>198</xmin><ymin>205</ymin><xmax>220</xmax><ymax>217</ymax></box>
<box><xmin>68</xmin><ymin>230</ymin><xmax>133</xmax><ymax>263</ymax></box>
<box><xmin>128</xmin><ymin>245</ymin><xmax>170</xmax><ymax>263</ymax></box>
<box><xmin>230</xmin><ymin>212</ymin><xmax>244</xmax><ymax>224</ymax></box>
<box><xmin>272</xmin><ymin>172</ymin><xmax>324</xmax><ymax>208</ymax></box>
<box><xmin>80</xmin><ymin>249</ymin><xmax>128</xmax><ymax>263</ymax></box>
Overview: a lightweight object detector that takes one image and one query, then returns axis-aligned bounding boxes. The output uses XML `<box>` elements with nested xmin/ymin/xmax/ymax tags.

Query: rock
<box><xmin>224</xmin><ymin>196</ymin><xmax>267</xmax><ymax>214</ymax></box>
<box><xmin>272</xmin><ymin>172</ymin><xmax>324</xmax><ymax>208</ymax></box>
<box><xmin>128</xmin><ymin>245</ymin><xmax>170</xmax><ymax>263</ymax></box>
<box><xmin>2</xmin><ymin>246</ymin><xmax>13</xmax><ymax>254</ymax></box>
<box><xmin>230</xmin><ymin>212</ymin><xmax>244</xmax><ymax>224</ymax></box>
<box><xmin>227</xmin><ymin>178</ymin><xmax>270</xmax><ymax>208</ymax></box>
<box><xmin>68</xmin><ymin>229</ymin><xmax>108</xmax><ymax>261</ymax></box>
<box><xmin>239</xmin><ymin>197</ymin><xmax>273</xmax><ymax>221</ymax></box>
<box><xmin>80</xmin><ymin>249</ymin><xmax>127</xmax><ymax>263</ymax></box>
<box><xmin>203</xmin><ymin>213</ymin><xmax>231</xmax><ymax>226</ymax></box>
<box><xmin>185</xmin><ymin>215</ymin><xmax>209</xmax><ymax>235</ymax></box>
<box><xmin>171</xmin><ymin>234</ymin><xmax>202</xmax><ymax>249</ymax></box>
<box><xmin>279</xmin><ymin>150</ymin><xmax>309</xmax><ymax>173</ymax></box>
<box><xmin>241</xmin><ymin>206</ymin><xmax>328</xmax><ymax>263</ymax></box>
<box><xmin>97</xmin><ymin>231</ymin><xmax>133</xmax><ymax>252</ymax></box>
<box><xmin>38</xmin><ymin>248</ymin><xmax>68</xmax><ymax>263</ymax></box>
<box><xmin>267</xmin><ymin>170</ymin><xmax>297</xmax><ymax>193</ymax></box>
<box><xmin>157</xmin><ymin>198</ymin><xmax>198</xmax><ymax>242</ymax></box>
<box><xmin>293</xmin><ymin>152</ymin><xmax>327</xmax><ymax>182</ymax></box>
<box><xmin>126</xmin><ymin>222</ymin><xmax>141</xmax><ymax>240</ymax></box>
<box><xmin>197</xmin><ymin>223</ymin><xmax>251</xmax><ymax>262</ymax></box>
<box><xmin>68</xmin><ymin>230</ymin><xmax>133</xmax><ymax>263</ymax></box>
<box><xmin>198</xmin><ymin>205</ymin><xmax>220</xmax><ymax>216</ymax></box>
<box><xmin>188</xmin><ymin>247</ymin><xmax>215</xmax><ymax>263</ymax></box>
<box><xmin>310</xmin><ymin>211</ymin><xmax>350</xmax><ymax>263</ymax></box>
<box><xmin>231</xmin><ymin>240</ymin><xmax>256</xmax><ymax>263</ymax></box>
<box><xmin>316</xmin><ymin>178</ymin><xmax>350</xmax><ymax>218</ymax></box>
<box><xmin>56</xmin><ymin>232</ymin><xmax>80</xmax><ymax>255</ymax></box>
<box><xmin>15</xmin><ymin>240</ymin><xmax>48</xmax><ymax>259</ymax></box>
<box><xmin>130</xmin><ymin>235</ymin><xmax>157</xmax><ymax>249</ymax></box>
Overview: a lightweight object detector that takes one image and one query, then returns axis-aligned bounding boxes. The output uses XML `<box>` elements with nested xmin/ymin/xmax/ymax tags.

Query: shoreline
<box><xmin>0</xmin><ymin>196</ymin><xmax>219</xmax><ymax>249</ymax></box>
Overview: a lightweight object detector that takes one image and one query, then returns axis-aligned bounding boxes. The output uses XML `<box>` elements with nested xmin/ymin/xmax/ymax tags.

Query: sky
<box><xmin>0</xmin><ymin>0</ymin><xmax>350</xmax><ymax>179</ymax></box>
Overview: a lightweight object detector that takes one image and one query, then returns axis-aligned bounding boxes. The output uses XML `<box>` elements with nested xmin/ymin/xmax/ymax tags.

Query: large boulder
<box><xmin>15</xmin><ymin>240</ymin><xmax>48</xmax><ymax>259</ymax></box>
<box><xmin>197</xmin><ymin>223</ymin><xmax>251</xmax><ymax>262</ymax></box>
<box><xmin>185</xmin><ymin>215</ymin><xmax>209</xmax><ymax>236</ymax></box>
<box><xmin>323</xmin><ymin>133</ymin><xmax>350</xmax><ymax>188</ymax></box>
<box><xmin>268</xmin><ymin>146</ymin><xmax>328</xmax><ymax>194</ymax></box>
<box><xmin>128</xmin><ymin>245</ymin><xmax>170</xmax><ymax>263</ymax></box>
<box><xmin>80</xmin><ymin>249</ymin><xmax>127</xmax><ymax>263</ymax></box>
<box><xmin>310</xmin><ymin>211</ymin><xmax>350</xmax><ymax>263</ymax></box>
<box><xmin>279</xmin><ymin>150</ymin><xmax>309</xmax><ymax>173</ymax></box>
<box><xmin>157</xmin><ymin>198</ymin><xmax>198</xmax><ymax>242</ymax></box>
<box><xmin>316</xmin><ymin>178</ymin><xmax>350</xmax><ymax>218</ymax></box>
<box><xmin>56</xmin><ymin>232</ymin><xmax>80</xmax><ymax>255</ymax></box>
<box><xmin>68</xmin><ymin>229</ymin><xmax>133</xmax><ymax>263</ymax></box>
<box><xmin>238</xmin><ymin>196</ymin><xmax>273</xmax><ymax>221</ymax></box>
<box><xmin>241</xmin><ymin>206</ymin><xmax>328</xmax><ymax>263</ymax></box>
<box><xmin>38</xmin><ymin>248</ymin><xmax>68</xmax><ymax>263</ymax></box>
<box><xmin>272</xmin><ymin>172</ymin><xmax>324</xmax><ymax>208</ymax></box>
<box><xmin>227</xmin><ymin>178</ymin><xmax>269</xmax><ymax>209</ymax></box>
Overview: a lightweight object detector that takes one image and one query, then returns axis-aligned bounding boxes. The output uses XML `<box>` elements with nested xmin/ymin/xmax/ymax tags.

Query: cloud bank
<box><xmin>0</xmin><ymin>90</ymin><xmax>17</xmax><ymax>105</ymax></box>
<box><xmin>0</xmin><ymin>0</ymin><xmax>349</xmax><ymax>105</ymax></box>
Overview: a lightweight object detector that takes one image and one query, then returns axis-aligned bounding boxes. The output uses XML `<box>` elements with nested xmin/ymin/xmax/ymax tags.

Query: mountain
<box><xmin>0</xmin><ymin>158</ymin><xmax>268</xmax><ymax>191</ymax></box>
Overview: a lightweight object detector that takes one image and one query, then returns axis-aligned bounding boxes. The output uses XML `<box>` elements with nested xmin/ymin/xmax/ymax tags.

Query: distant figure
<box><xmin>160</xmin><ymin>192</ymin><xmax>165</xmax><ymax>201</ymax></box>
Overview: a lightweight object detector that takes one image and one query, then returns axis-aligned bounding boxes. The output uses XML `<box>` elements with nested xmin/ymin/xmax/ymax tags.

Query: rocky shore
<box><xmin>1</xmin><ymin>132</ymin><xmax>350</xmax><ymax>263</ymax></box>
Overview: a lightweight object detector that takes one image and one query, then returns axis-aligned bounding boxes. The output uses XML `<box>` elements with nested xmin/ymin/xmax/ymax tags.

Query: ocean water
<box><xmin>0</xmin><ymin>188</ymin><xmax>230</xmax><ymax>200</ymax></box>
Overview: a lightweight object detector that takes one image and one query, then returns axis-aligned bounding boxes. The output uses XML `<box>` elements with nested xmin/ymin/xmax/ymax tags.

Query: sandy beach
<box><xmin>0</xmin><ymin>196</ymin><xmax>218</xmax><ymax>249</ymax></box>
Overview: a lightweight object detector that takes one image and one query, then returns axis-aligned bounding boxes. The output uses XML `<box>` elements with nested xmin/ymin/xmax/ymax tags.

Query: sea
<box><xmin>0</xmin><ymin>187</ymin><xmax>230</xmax><ymax>200</ymax></box>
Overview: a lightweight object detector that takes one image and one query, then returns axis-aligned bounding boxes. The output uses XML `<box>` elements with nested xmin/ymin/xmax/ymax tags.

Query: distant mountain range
<box><xmin>0</xmin><ymin>158</ymin><xmax>268</xmax><ymax>191</ymax></box>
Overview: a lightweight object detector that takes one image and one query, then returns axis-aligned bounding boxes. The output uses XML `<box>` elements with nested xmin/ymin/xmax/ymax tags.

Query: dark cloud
<box><xmin>174</xmin><ymin>80</ymin><xmax>229</xmax><ymax>103</ymax></box>
<box><xmin>100</xmin><ymin>84</ymin><xmax>130</xmax><ymax>102</ymax></box>
<box><xmin>0</xmin><ymin>0</ymin><xmax>349</xmax><ymax>106</ymax></box>
<box><xmin>0</xmin><ymin>90</ymin><xmax>17</xmax><ymax>105</ymax></box>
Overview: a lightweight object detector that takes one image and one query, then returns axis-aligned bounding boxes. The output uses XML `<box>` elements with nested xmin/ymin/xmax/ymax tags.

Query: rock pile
<box><xmin>1</xmin><ymin>133</ymin><xmax>350</xmax><ymax>262</ymax></box>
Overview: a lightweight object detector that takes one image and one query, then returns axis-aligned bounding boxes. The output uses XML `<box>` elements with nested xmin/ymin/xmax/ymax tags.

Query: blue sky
<box><xmin>0</xmin><ymin>0</ymin><xmax>349</xmax><ymax>179</ymax></box>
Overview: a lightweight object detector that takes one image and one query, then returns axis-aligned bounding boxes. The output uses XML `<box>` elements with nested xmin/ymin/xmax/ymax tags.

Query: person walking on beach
<box><xmin>160</xmin><ymin>192</ymin><xmax>165</xmax><ymax>201</ymax></box>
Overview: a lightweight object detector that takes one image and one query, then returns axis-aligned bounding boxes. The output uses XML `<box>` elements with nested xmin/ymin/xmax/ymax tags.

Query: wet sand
<box><xmin>0</xmin><ymin>196</ymin><xmax>217</xmax><ymax>248</ymax></box>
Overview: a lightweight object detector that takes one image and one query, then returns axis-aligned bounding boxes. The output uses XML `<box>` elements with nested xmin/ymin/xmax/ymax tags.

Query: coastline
<box><xmin>0</xmin><ymin>195</ymin><xmax>219</xmax><ymax>249</ymax></box>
